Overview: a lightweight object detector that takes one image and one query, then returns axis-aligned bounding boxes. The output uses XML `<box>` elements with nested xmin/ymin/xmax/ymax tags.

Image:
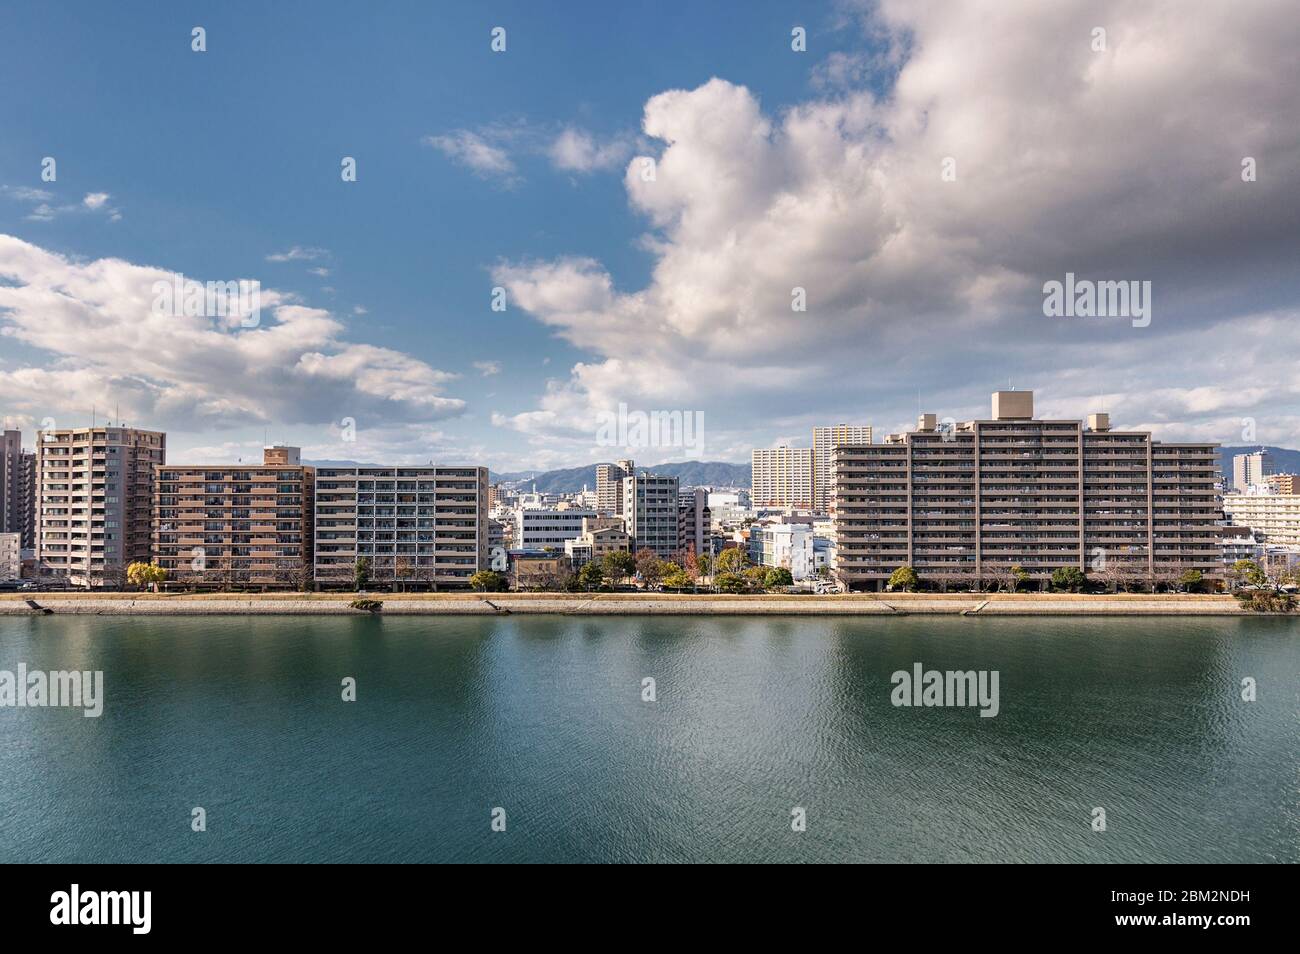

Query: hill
<box><xmin>494</xmin><ymin>460</ymin><xmax>751</xmax><ymax>493</ymax></box>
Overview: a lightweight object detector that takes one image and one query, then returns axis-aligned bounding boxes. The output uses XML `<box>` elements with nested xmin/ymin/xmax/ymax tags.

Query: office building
<box><xmin>513</xmin><ymin>505</ymin><xmax>600</xmax><ymax>549</ymax></box>
<box><xmin>813</xmin><ymin>424</ymin><xmax>872</xmax><ymax>512</ymax></box>
<box><xmin>314</xmin><ymin>465</ymin><xmax>488</xmax><ymax>587</ymax></box>
<box><xmin>37</xmin><ymin>426</ymin><xmax>166</xmax><ymax>586</ymax></box>
<box><xmin>153</xmin><ymin>447</ymin><xmax>314</xmax><ymax>587</ymax></box>
<box><xmin>624</xmin><ymin>472</ymin><xmax>681</xmax><ymax>559</ymax></box>
<box><xmin>565</xmin><ymin>516</ymin><xmax>632</xmax><ymax>567</ymax></box>
<box><xmin>834</xmin><ymin>391</ymin><xmax>1220</xmax><ymax>590</ymax></box>
<box><xmin>751</xmin><ymin>446</ymin><xmax>814</xmax><ymax>509</ymax></box>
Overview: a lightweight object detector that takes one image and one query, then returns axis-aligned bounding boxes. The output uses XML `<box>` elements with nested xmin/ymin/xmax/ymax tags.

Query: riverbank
<box><xmin>0</xmin><ymin>592</ymin><xmax>1273</xmax><ymax>616</ymax></box>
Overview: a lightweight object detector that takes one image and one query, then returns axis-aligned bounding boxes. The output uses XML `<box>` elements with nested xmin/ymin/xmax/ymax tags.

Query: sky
<box><xmin>1</xmin><ymin>0</ymin><xmax>1298</xmax><ymax>471</ymax></box>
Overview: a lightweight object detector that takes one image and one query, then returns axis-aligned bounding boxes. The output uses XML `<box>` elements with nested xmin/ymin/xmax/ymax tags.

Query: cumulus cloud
<box><xmin>0</xmin><ymin>235</ymin><xmax>468</xmax><ymax>438</ymax></box>
<box><xmin>82</xmin><ymin>192</ymin><xmax>110</xmax><ymax>210</ymax></box>
<box><xmin>491</xmin><ymin>0</ymin><xmax>1300</xmax><ymax>459</ymax></box>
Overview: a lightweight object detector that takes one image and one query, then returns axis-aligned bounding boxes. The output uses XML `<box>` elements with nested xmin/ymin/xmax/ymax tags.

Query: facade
<box><xmin>314</xmin><ymin>466</ymin><xmax>488</xmax><ymax>587</ymax></box>
<box><xmin>37</xmin><ymin>426</ymin><xmax>166</xmax><ymax>586</ymax></box>
<box><xmin>677</xmin><ymin>488</ymin><xmax>710</xmax><ymax>561</ymax></box>
<box><xmin>624</xmin><ymin>473</ymin><xmax>681</xmax><ymax>559</ymax></box>
<box><xmin>751</xmin><ymin>446</ymin><xmax>814</xmax><ymax>509</ymax></box>
<box><xmin>513</xmin><ymin>505</ymin><xmax>600</xmax><ymax>549</ymax></box>
<box><xmin>1266</xmin><ymin>473</ymin><xmax>1299</xmax><ymax>495</ymax></box>
<box><xmin>152</xmin><ymin>447</ymin><xmax>314</xmax><ymax>587</ymax></box>
<box><xmin>1222</xmin><ymin>492</ymin><xmax>1300</xmax><ymax>548</ymax></box>
<box><xmin>834</xmin><ymin>392</ymin><xmax>1220</xmax><ymax>590</ymax></box>
<box><xmin>0</xmin><ymin>531</ymin><xmax>20</xmax><ymax>579</ymax></box>
<box><xmin>1232</xmin><ymin>450</ymin><xmax>1273</xmax><ymax>492</ymax></box>
<box><xmin>596</xmin><ymin>459</ymin><xmax>635</xmax><ymax>514</ymax></box>
<box><xmin>565</xmin><ymin>517</ymin><xmax>632</xmax><ymax>567</ymax></box>
<box><xmin>1</xmin><ymin>430</ymin><xmax>36</xmax><ymax>549</ymax></box>
<box><xmin>748</xmin><ymin>522</ymin><xmax>815</xmax><ymax>580</ymax></box>
<box><xmin>1218</xmin><ymin>524</ymin><xmax>1261</xmax><ymax>567</ymax></box>
<box><xmin>812</xmin><ymin>424</ymin><xmax>872</xmax><ymax>512</ymax></box>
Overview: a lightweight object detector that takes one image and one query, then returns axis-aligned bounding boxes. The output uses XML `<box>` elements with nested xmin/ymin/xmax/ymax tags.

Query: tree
<box><xmin>984</xmin><ymin>562</ymin><xmax>1028</xmax><ymax>593</ymax></box>
<box><xmin>635</xmin><ymin>548</ymin><xmax>664</xmax><ymax>588</ymax></box>
<box><xmin>470</xmin><ymin>570</ymin><xmax>508</xmax><ymax>592</ymax></box>
<box><xmin>661</xmin><ymin>568</ymin><xmax>692</xmax><ymax>589</ymax></box>
<box><xmin>602</xmin><ymin>550</ymin><xmax>636</xmax><ymax>581</ymax></box>
<box><xmin>1178</xmin><ymin>568</ymin><xmax>1204</xmax><ymax>593</ymax></box>
<box><xmin>126</xmin><ymin>561</ymin><xmax>168</xmax><ymax>592</ymax></box>
<box><xmin>714</xmin><ymin>571</ymin><xmax>746</xmax><ymax>592</ymax></box>
<box><xmin>578</xmin><ymin>561</ymin><xmax>604</xmax><ymax>591</ymax></box>
<box><xmin>1231</xmin><ymin>559</ymin><xmax>1266</xmax><ymax>588</ymax></box>
<box><xmin>764</xmin><ymin>567</ymin><xmax>794</xmax><ymax>589</ymax></box>
<box><xmin>887</xmin><ymin>566</ymin><xmax>920</xmax><ymax>592</ymax></box>
<box><xmin>716</xmin><ymin>546</ymin><xmax>747</xmax><ymax>574</ymax></box>
<box><xmin>353</xmin><ymin>557</ymin><xmax>370</xmax><ymax>592</ymax></box>
<box><xmin>1050</xmin><ymin>566</ymin><xmax>1087</xmax><ymax>592</ymax></box>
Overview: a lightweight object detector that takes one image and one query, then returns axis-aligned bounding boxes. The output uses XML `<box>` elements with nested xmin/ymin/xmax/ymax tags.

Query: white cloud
<box><xmin>82</xmin><ymin>192</ymin><xmax>110</xmax><ymax>210</ymax></box>
<box><xmin>548</xmin><ymin>127</ymin><xmax>633</xmax><ymax>173</ymax></box>
<box><xmin>266</xmin><ymin>246</ymin><xmax>329</xmax><ymax>263</ymax></box>
<box><xmin>491</xmin><ymin>0</ymin><xmax>1300</xmax><ymax>458</ymax></box>
<box><xmin>0</xmin><ymin>235</ymin><xmax>468</xmax><ymax>436</ymax></box>
<box><xmin>423</xmin><ymin>131</ymin><xmax>517</xmax><ymax>184</ymax></box>
<box><xmin>473</xmin><ymin>360</ymin><xmax>501</xmax><ymax>376</ymax></box>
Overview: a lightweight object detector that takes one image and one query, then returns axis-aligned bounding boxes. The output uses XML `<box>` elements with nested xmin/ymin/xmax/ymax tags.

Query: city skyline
<box><xmin>3</xmin><ymin>0</ymin><xmax>1299</xmax><ymax>475</ymax></box>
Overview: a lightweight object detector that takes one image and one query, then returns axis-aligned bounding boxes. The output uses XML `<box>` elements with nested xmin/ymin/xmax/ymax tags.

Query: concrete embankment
<box><xmin>0</xmin><ymin>594</ymin><xmax>1266</xmax><ymax>617</ymax></box>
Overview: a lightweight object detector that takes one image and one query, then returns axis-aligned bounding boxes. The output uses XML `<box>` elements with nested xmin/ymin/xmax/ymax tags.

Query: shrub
<box><xmin>349</xmin><ymin>598</ymin><xmax>383</xmax><ymax>613</ymax></box>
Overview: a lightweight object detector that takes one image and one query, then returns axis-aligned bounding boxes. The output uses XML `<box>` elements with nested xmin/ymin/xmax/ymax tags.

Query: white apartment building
<box><xmin>1223</xmin><ymin>491</ymin><xmax>1300</xmax><ymax>548</ymax></box>
<box><xmin>37</xmin><ymin>426</ymin><xmax>166</xmax><ymax>586</ymax></box>
<box><xmin>747</xmin><ymin>522</ymin><xmax>815</xmax><ymax>580</ymax></box>
<box><xmin>813</xmin><ymin>424</ymin><xmax>872</xmax><ymax>512</ymax></box>
<box><xmin>512</xmin><ymin>505</ymin><xmax>599</xmax><ymax>549</ymax></box>
<box><xmin>751</xmin><ymin>446</ymin><xmax>814</xmax><ymax>509</ymax></box>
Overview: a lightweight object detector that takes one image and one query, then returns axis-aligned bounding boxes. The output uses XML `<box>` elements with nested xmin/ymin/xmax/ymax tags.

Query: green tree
<box><xmin>352</xmin><ymin>557</ymin><xmax>370</xmax><ymax>591</ymax></box>
<box><xmin>1178</xmin><ymin>568</ymin><xmax>1204</xmax><ymax>593</ymax></box>
<box><xmin>764</xmin><ymin>567</ymin><xmax>794</xmax><ymax>588</ymax></box>
<box><xmin>716</xmin><ymin>546</ymin><xmax>747</xmax><ymax>574</ymax></box>
<box><xmin>888</xmin><ymin>566</ymin><xmax>920</xmax><ymax>592</ymax></box>
<box><xmin>602</xmin><ymin>550</ymin><xmax>636</xmax><ymax>581</ymax></box>
<box><xmin>661</xmin><ymin>568</ymin><xmax>692</xmax><ymax>589</ymax></box>
<box><xmin>714</xmin><ymin>571</ymin><xmax>746</xmax><ymax>592</ymax></box>
<box><xmin>1231</xmin><ymin>559</ymin><xmax>1266</xmax><ymax>588</ymax></box>
<box><xmin>578</xmin><ymin>561</ymin><xmax>604</xmax><ymax>591</ymax></box>
<box><xmin>470</xmin><ymin>569</ymin><xmax>508</xmax><ymax>592</ymax></box>
<box><xmin>126</xmin><ymin>561</ymin><xmax>167</xmax><ymax>591</ymax></box>
<box><xmin>1050</xmin><ymin>566</ymin><xmax>1087</xmax><ymax>592</ymax></box>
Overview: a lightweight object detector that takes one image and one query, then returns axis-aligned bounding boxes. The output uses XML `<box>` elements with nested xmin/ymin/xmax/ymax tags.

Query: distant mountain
<box><xmin>494</xmin><ymin>460</ymin><xmax>751</xmax><ymax>493</ymax></box>
<box><xmin>1218</xmin><ymin>446</ymin><xmax>1300</xmax><ymax>481</ymax></box>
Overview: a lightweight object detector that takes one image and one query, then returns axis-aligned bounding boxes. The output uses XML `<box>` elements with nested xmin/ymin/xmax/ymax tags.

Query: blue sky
<box><xmin>2</xmin><ymin>1</ymin><xmax>1298</xmax><ymax>470</ymax></box>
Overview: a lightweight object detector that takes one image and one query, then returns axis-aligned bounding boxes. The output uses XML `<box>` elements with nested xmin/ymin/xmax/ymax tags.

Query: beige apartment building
<box><xmin>152</xmin><ymin>446</ymin><xmax>314</xmax><ymax>587</ymax></box>
<box><xmin>596</xmin><ymin>458</ymin><xmax>635</xmax><ymax>514</ymax></box>
<box><xmin>813</xmin><ymin>424</ymin><xmax>872</xmax><ymax>512</ymax></box>
<box><xmin>313</xmin><ymin>466</ymin><xmax>488</xmax><ymax>588</ymax></box>
<box><xmin>752</xmin><ymin>446</ymin><xmax>815</xmax><ymax>509</ymax></box>
<box><xmin>565</xmin><ymin>516</ymin><xmax>632</xmax><ymax>567</ymax></box>
<box><xmin>834</xmin><ymin>391</ymin><xmax>1220</xmax><ymax>590</ymax></box>
<box><xmin>37</xmin><ymin>426</ymin><xmax>166</xmax><ymax>586</ymax></box>
<box><xmin>1222</xmin><ymin>492</ymin><xmax>1300</xmax><ymax>548</ymax></box>
<box><xmin>1266</xmin><ymin>473</ymin><xmax>1299</xmax><ymax>495</ymax></box>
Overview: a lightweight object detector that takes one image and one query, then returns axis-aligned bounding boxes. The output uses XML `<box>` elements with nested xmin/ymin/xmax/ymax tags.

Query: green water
<box><xmin>0</xmin><ymin>614</ymin><xmax>1295</xmax><ymax>863</ymax></box>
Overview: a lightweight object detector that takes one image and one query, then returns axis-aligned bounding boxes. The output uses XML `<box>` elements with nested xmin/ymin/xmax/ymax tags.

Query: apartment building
<box><xmin>37</xmin><ymin>426</ymin><xmax>166</xmax><ymax>586</ymax></box>
<box><xmin>1232</xmin><ymin>450</ymin><xmax>1273</xmax><ymax>492</ymax></box>
<box><xmin>513</xmin><ymin>505</ymin><xmax>599</xmax><ymax>549</ymax></box>
<box><xmin>812</xmin><ymin>424</ymin><xmax>872</xmax><ymax>512</ymax></box>
<box><xmin>0</xmin><ymin>532</ymin><xmax>20</xmax><ymax>579</ymax></box>
<box><xmin>748</xmin><ymin>522</ymin><xmax>815</xmax><ymax>580</ymax></box>
<box><xmin>624</xmin><ymin>472</ymin><xmax>681</xmax><ymax>559</ymax></box>
<box><xmin>596</xmin><ymin>458</ymin><xmax>635</xmax><ymax>514</ymax></box>
<box><xmin>1222</xmin><ymin>491</ymin><xmax>1300</xmax><ymax>548</ymax></box>
<box><xmin>313</xmin><ymin>465</ymin><xmax>488</xmax><ymax>587</ymax></box>
<box><xmin>678</xmin><ymin>487</ymin><xmax>710</xmax><ymax>560</ymax></box>
<box><xmin>834</xmin><ymin>391</ymin><xmax>1220</xmax><ymax>590</ymax></box>
<box><xmin>565</xmin><ymin>516</ymin><xmax>631</xmax><ymax>567</ymax></box>
<box><xmin>152</xmin><ymin>446</ymin><xmax>314</xmax><ymax>587</ymax></box>
<box><xmin>751</xmin><ymin>446</ymin><xmax>814</xmax><ymax>509</ymax></box>
<box><xmin>1266</xmin><ymin>473</ymin><xmax>1299</xmax><ymax>495</ymax></box>
<box><xmin>1</xmin><ymin>430</ymin><xmax>36</xmax><ymax>548</ymax></box>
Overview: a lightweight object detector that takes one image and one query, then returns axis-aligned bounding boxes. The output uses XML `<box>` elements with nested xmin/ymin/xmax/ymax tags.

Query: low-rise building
<box><xmin>0</xmin><ymin>531</ymin><xmax>20</xmax><ymax>580</ymax></box>
<box><xmin>513</xmin><ymin>505</ymin><xmax>599</xmax><ymax>549</ymax></box>
<box><xmin>565</xmin><ymin>517</ymin><xmax>631</xmax><ymax>567</ymax></box>
<box><xmin>747</xmin><ymin>521</ymin><xmax>815</xmax><ymax>580</ymax></box>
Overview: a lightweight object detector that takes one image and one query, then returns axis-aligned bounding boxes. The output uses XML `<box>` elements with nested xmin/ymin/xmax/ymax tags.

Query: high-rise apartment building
<box><xmin>596</xmin><ymin>458</ymin><xmax>635</xmax><ymax>514</ymax></box>
<box><xmin>751</xmin><ymin>446</ymin><xmax>814</xmax><ymax>509</ymax></box>
<box><xmin>624</xmin><ymin>472</ymin><xmax>681</xmax><ymax>559</ymax></box>
<box><xmin>834</xmin><ymin>391</ymin><xmax>1220</xmax><ymax>590</ymax></box>
<box><xmin>1232</xmin><ymin>450</ymin><xmax>1274</xmax><ymax>492</ymax></box>
<box><xmin>152</xmin><ymin>446</ymin><xmax>314</xmax><ymax>587</ymax></box>
<box><xmin>1</xmin><ymin>429</ymin><xmax>35</xmax><ymax>548</ymax></box>
<box><xmin>812</xmin><ymin>424</ymin><xmax>872</xmax><ymax>512</ymax></box>
<box><xmin>37</xmin><ymin>426</ymin><xmax>166</xmax><ymax>585</ymax></box>
<box><xmin>1223</xmin><ymin>492</ymin><xmax>1300</xmax><ymax>548</ymax></box>
<box><xmin>313</xmin><ymin>465</ymin><xmax>488</xmax><ymax>587</ymax></box>
<box><xmin>1266</xmin><ymin>473</ymin><xmax>1298</xmax><ymax>495</ymax></box>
